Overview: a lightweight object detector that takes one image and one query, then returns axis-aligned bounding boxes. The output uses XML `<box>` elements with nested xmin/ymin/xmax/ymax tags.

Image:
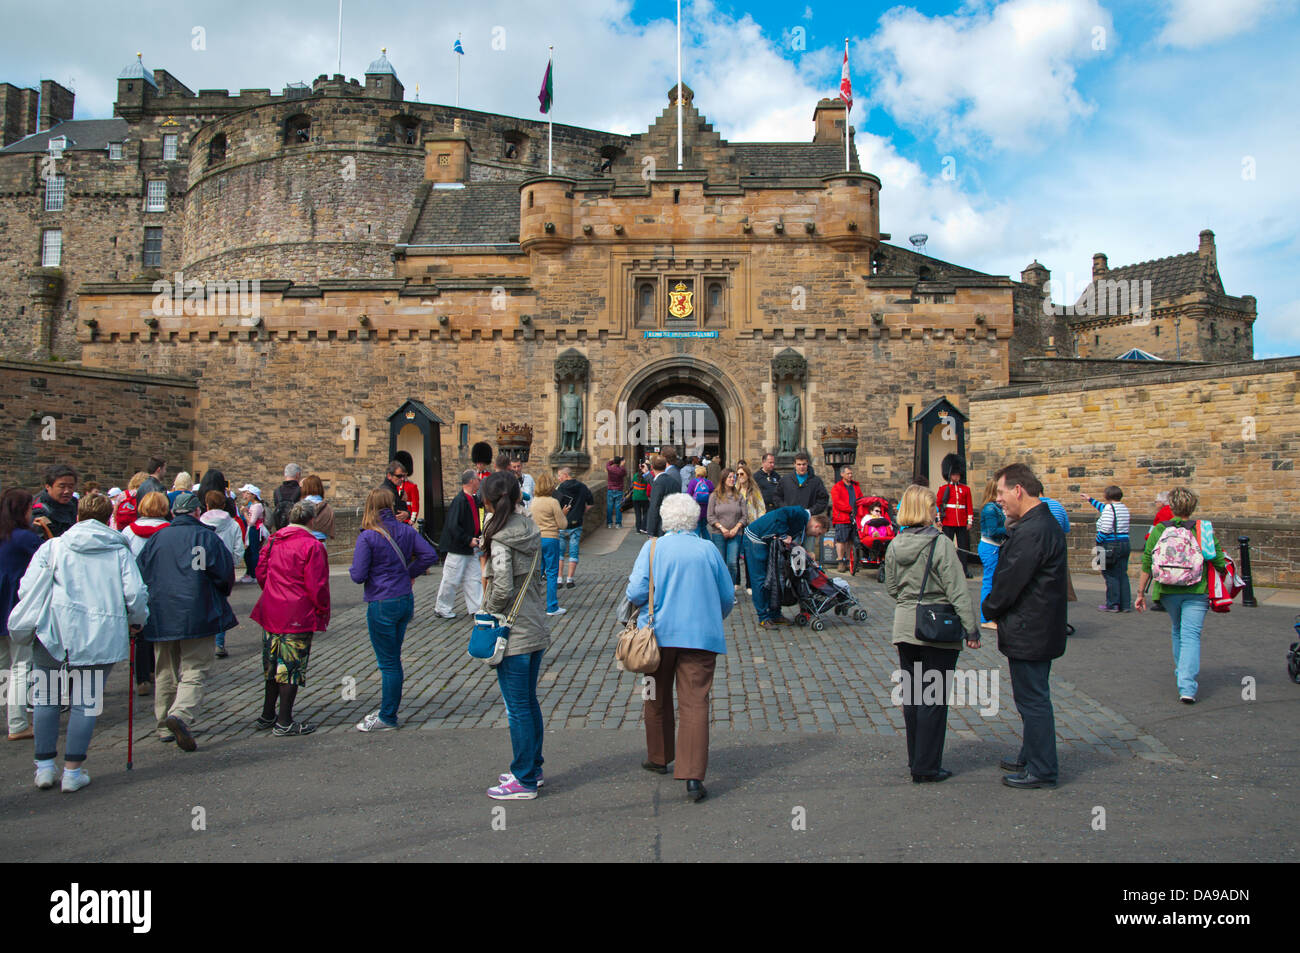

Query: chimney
<box><xmin>38</xmin><ymin>79</ymin><xmax>74</xmax><ymax>132</ymax></box>
<box><xmin>1198</xmin><ymin>229</ymin><xmax>1216</xmax><ymax>269</ymax></box>
<box><xmin>812</xmin><ymin>98</ymin><xmax>847</xmax><ymax>145</ymax></box>
<box><xmin>1092</xmin><ymin>253</ymin><xmax>1108</xmax><ymax>280</ymax></box>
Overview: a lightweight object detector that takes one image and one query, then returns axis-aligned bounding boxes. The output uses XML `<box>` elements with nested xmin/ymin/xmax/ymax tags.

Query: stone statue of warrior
<box><xmin>778</xmin><ymin>385</ymin><xmax>800</xmax><ymax>453</ymax></box>
<box><xmin>561</xmin><ymin>383</ymin><xmax>583</xmax><ymax>451</ymax></box>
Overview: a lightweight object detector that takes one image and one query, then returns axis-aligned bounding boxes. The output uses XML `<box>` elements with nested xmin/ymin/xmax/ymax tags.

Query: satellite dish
<box><xmin>909</xmin><ymin>233</ymin><xmax>928</xmax><ymax>252</ymax></box>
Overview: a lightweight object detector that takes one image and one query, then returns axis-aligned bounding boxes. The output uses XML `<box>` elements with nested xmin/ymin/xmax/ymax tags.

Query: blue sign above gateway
<box><xmin>644</xmin><ymin>331</ymin><xmax>719</xmax><ymax>338</ymax></box>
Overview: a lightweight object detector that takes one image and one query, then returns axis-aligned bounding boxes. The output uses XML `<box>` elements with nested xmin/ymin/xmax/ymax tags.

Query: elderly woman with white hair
<box><xmin>624</xmin><ymin>493</ymin><xmax>735</xmax><ymax>802</ymax></box>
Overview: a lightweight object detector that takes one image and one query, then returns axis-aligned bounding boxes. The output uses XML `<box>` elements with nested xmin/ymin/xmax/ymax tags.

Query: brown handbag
<box><xmin>616</xmin><ymin>538</ymin><xmax>661</xmax><ymax>674</ymax></box>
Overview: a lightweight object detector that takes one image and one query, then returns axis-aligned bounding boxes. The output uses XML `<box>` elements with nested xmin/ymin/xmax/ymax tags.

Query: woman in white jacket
<box><xmin>7</xmin><ymin>493</ymin><xmax>149</xmax><ymax>792</ymax></box>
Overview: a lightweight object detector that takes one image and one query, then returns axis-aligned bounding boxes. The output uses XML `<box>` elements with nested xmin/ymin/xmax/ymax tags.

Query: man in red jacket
<box><xmin>937</xmin><ymin>453</ymin><xmax>974</xmax><ymax>578</ymax></box>
<box><xmin>829</xmin><ymin>466</ymin><xmax>863</xmax><ymax>571</ymax></box>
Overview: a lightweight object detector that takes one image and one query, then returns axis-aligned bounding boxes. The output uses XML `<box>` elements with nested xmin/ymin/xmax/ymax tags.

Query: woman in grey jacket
<box><xmin>479</xmin><ymin>472</ymin><xmax>551</xmax><ymax>800</ymax></box>
<box><xmin>884</xmin><ymin>484</ymin><xmax>978</xmax><ymax>783</ymax></box>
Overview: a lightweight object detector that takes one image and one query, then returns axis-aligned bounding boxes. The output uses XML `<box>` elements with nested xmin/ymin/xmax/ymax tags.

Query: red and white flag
<box><xmin>839</xmin><ymin>42</ymin><xmax>852</xmax><ymax>112</ymax></box>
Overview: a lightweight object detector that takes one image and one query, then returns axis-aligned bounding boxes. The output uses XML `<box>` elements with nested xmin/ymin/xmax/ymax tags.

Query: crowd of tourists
<box><xmin>0</xmin><ymin>442</ymin><xmax>1233</xmax><ymax>803</ymax></box>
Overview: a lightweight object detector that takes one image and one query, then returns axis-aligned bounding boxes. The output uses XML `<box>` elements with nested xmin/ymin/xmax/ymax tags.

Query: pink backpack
<box><xmin>1152</xmin><ymin>522</ymin><xmax>1204</xmax><ymax>586</ymax></box>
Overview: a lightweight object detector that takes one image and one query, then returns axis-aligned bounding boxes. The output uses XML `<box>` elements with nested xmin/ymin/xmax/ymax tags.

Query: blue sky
<box><xmin>2</xmin><ymin>0</ymin><xmax>1297</xmax><ymax>356</ymax></box>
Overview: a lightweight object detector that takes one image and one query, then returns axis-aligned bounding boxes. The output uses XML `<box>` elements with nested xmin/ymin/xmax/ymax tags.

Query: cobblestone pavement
<box><xmin>86</xmin><ymin>528</ymin><xmax>1177</xmax><ymax>764</ymax></box>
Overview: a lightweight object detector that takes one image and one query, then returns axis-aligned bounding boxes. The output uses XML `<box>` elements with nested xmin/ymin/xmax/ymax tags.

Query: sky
<box><xmin>2</xmin><ymin>0</ymin><xmax>1297</xmax><ymax>357</ymax></box>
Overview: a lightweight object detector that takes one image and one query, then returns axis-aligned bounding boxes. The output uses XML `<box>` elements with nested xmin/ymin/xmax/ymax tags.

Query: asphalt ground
<box><xmin>1</xmin><ymin>527</ymin><xmax>1296</xmax><ymax>863</ymax></box>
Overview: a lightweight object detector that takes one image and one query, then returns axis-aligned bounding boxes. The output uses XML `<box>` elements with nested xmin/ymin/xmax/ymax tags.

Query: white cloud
<box><xmin>864</xmin><ymin>0</ymin><xmax>1113</xmax><ymax>153</ymax></box>
<box><xmin>1156</xmin><ymin>0</ymin><xmax>1299</xmax><ymax>49</ymax></box>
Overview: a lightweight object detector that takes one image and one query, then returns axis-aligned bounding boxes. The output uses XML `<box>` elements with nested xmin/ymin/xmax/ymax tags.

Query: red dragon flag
<box><xmin>839</xmin><ymin>41</ymin><xmax>852</xmax><ymax>112</ymax></box>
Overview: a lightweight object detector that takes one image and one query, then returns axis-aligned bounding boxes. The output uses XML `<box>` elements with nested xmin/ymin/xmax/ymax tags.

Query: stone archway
<box><xmin>613</xmin><ymin>356</ymin><xmax>747</xmax><ymax>467</ymax></box>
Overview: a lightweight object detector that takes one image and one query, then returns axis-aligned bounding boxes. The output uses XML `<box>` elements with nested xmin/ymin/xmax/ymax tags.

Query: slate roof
<box><xmin>733</xmin><ymin>143</ymin><xmax>857</xmax><ymax>178</ymax></box>
<box><xmin>1073</xmin><ymin>251</ymin><xmax>1222</xmax><ymax>309</ymax></box>
<box><xmin>0</xmin><ymin>118</ymin><xmax>131</xmax><ymax>154</ymax></box>
<box><xmin>407</xmin><ymin>183</ymin><xmax>520</xmax><ymax>245</ymax></box>
<box><xmin>873</xmin><ymin>243</ymin><xmax>1002</xmax><ymax>281</ymax></box>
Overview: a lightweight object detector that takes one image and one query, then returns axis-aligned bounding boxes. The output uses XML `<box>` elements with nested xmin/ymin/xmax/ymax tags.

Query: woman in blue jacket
<box><xmin>977</xmin><ymin>478</ymin><xmax>1007</xmax><ymax>630</ymax></box>
<box><xmin>625</xmin><ymin>493</ymin><xmax>735</xmax><ymax>802</ymax></box>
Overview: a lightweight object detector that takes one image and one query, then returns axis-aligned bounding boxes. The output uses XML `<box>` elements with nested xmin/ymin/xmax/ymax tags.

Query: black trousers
<box><xmin>1009</xmin><ymin>658</ymin><xmax>1057</xmax><ymax>781</ymax></box>
<box><xmin>634</xmin><ymin>500</ymin><xmax>648</xmax><ymax>532</ymax></box>
<box><xmin>897</xmin><ymin>641</ymin><xmax>959</xmax><ymax>776</ymax></box>
<box><xmin>942</xmin><ymin>525</ymin><xmax>971</xmax><ymax>573</ymax></box>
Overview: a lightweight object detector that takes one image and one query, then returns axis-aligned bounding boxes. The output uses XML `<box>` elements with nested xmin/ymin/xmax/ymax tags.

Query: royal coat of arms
<box><xmin>668</xmin><ymin>281</ymin><xmax>694</xmax><ymax>319</ymax></box>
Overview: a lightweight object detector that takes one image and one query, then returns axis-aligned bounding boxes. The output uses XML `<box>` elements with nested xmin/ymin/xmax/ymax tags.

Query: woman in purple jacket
<box><xmin>349</xmin><ymin>487</ymin><xmax>437</xmax><ymax>732</ymax></box>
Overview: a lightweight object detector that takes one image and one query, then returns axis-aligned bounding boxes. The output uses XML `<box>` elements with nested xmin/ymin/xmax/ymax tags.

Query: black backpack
<box><xmin>271</xmin><ymin>484</ymin><xmax>299</xmax><ymax>531</ymax></box>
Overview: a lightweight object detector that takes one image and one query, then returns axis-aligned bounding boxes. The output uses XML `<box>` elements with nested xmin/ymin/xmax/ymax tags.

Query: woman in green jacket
<box><xmin>884</xmin><ymin>484</ymin><xmax>979</xmax><ymax>783</ymax></box>
<box><xmin>1135</xmin><ymin>487</ymin><xmax>1226</xmax><ymax>704</ymax></box>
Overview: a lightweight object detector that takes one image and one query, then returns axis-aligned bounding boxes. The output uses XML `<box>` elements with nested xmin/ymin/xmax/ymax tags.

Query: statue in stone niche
<box><xmin>778</xmin><ymin>385</ymin><xmax>801</xmax><ymax>454</ymax></box>
<box><xmin>560</xmin><ymin>383</ymin><xmax>583</xmax><ymax>451</ymax></box>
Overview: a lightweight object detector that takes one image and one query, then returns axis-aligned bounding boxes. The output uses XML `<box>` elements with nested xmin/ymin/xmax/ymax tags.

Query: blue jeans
<box><xmin>1101</xmin><ymin>539</ymin><xmax>1132</xmax><ymax>610</ymax></box>
<box><xmin>696</xmin><ymin>515</ymin><xmax>710</xmax><ymax>539</ymax></box>
<box><xmin>978</xmin><ymin>541</ymin><xmax>1001</xmax><ymax>625</ymax></box>
<box><xmin>540</xmin><ymin>537</ymin><xmax>561</xmax><ymax>612</ymax></box>
<box><xmin>496</xmin><ymin>650</ymin><xmax>544</xmax><ymax>789</ymax></box>
<box><xmin>711</xmin><ymin>531</ymin><xmax>742</xmax><ymax>586</ymax></box>
<box><xmin>744</xmin><ymin>538</ymin><xmax>772</xmax><ymax>622</ymax></box>
<box><xmin>1161</xmin><ymin>592</ymin><xmax>1208</xmax><ymax>698</ymax></box>
<box><xmin>366</xmin><ymin>593</ymin><xmax>414</xmax><ymax>725</ymax></box>
<box><xmin>1008</xmin><ymin>658</ymin><xmax>1057</xmax><ymax>782</ymax></box>
<box><xmin>33</xmin><ymin>663</ymin><xmax>113</xmax><ymax>763</ymax></box>
<box><xmin>558</xmin><ymin>526</ymin><xmax>582</xmax><ymax>563</ymax></box>
<box><xmin>606</xmin><ymin>489</ymin><xmax>624</xmax><ymax>527</ymax></box>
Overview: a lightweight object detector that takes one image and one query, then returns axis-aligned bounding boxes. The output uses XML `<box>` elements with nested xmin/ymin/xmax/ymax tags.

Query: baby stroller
<box><xmin>780</xmin><ymin>541</ymin><xmax>868</xmax><ymax>631</ymax></box>
<box><xmin>850</xmin><ymin>496</ymin><xmax>897</xmax><ymax>582</ymax></box>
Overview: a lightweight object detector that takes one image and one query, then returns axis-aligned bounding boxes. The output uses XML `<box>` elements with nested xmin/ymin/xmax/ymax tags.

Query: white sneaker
<box><xmin>61</xmin><ymin>768</ymin><xmax>90</xmax><ymax>793</ymax></box>
<box><xmin>434</xmin><ymin>609</ymin><xmax>457</xmax><ymax>620</ymax></box>
<box><xmin>356</xmin><ymin>712</ymin><xmax>399</xmax><ymax>732</ymax></box>
<box><xmin>34</xmin><ymin>763</ymin><xmax>58</xmax><ymax>790</ymax></box>
<box><xmin>546</xmin><ymin>607</ymin><xmax>567</xmax><ymax>617</ymax></box>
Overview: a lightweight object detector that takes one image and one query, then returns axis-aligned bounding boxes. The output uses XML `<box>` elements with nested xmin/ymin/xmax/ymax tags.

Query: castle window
<box><xmin>636</xmin><ymin>280</ymin><xmax>656</xmax><ymax>327</ymax></box>
<box><xmin>146</xmin><ymin>180</ymin><xmax>167</xmax><ymax>212</ymax></box>
<box><xmin>597</xmin><ymin>146</ymin><xmax>621</xmax><ymax>173</ymax></box>
<box><xmin>208</xmin><ymin>133</ymin><xmax>227</xmax><ymax>166</ymax></box>
<box><xmin>871</xmin><ymin>252</ymin><xmax>884</xmax><ymax>275</ymax></box>
<box><xmin>459</xmin><ymin>424</ymin><xmax>469</xmax><ymax>449</ymax></box>
<box><xmin>704</xmin><ymin>280</ymin><xmax>726</xmax><ymax>327</ymax></box>
<box><xmin>285</xmin><ymin>114</ymin><xmax>312</xmax><ymax>145</ymax></box>
<box><xmin>143</xmin><ymin>227</ymin><xmax>163</xmax><ymax>268</ymax></box>
<box><xmin>41</xmin><ymin>229</ymin><xmax>62</xmax><ymax>267</ymax></box>
<box><xmin>108</xmin><ymin>142</ymin><xmax>123</xmax><ymax>160</ymax></box>
<box><xmin>1094</xmin><ymin>334</ymin><xmax>1100</xmax><ymax>346</ymax></box>
<box><xmin>1153</xmin><ymin>325</ymin><xmax>1161</xmax><ymax>337</ymax></box>
<box><xmin>393</xmin><ymin>116</ymin><xmax>420</xmax><ymax>146</ymax></box>
<box><xmin>44</xmin><ymin>174</ymin><xmax>65</xmax><ymax>212</ymax></box>
<box><xmin>917</xmin><ymin>265</ymin><xmax>932</xmax><ymax>282</ymax></box>
<box><xmin>503</xmin><ymin>130</ymin><xmax>528</xmax><ymax>161</ymax></box>
<box><xmin>163</xmin><ymin>134</ymin><xmax>178</xmax><ymax>161</ymax></box>
<box><xmin>1210</xmin><ymin>323</ymin><xmax>1217</xmax><ymax>341</ymax></box>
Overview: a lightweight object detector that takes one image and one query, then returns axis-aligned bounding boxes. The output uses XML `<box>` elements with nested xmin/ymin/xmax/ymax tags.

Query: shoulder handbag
<box><xmin>370</xmin><ymin>525</ymin><xmax>408</xmax><ymax>570</ymax></box>
<box><xmin>915</xmin><ymin>535</ymin><xmax>963</xmax><ymax>643</ymax></box>
<box><xmin>616</xmin><ymin>538</ymin><xmax>661</xmax><ymax>673</ymax></box>
<box><xmin>469</xmin><ymin>546</ymin><xmax>540</xmax><ymax>667</ymax></box>
<box><xmin>1101</xmin><ymin>503</ymin><xmax>1124</xmax><ymax>568</ymax></box>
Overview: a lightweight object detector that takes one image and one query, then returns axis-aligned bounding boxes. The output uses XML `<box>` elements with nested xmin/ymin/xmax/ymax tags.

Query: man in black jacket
<box><xmin>378</xmin><ymin>460</ymin><xmax>411</xmax><ymax>523</ymax></box>
<box><xmin>271</xmin><ymin>463</ymin><xmax>302</xmax><ymax>532</ymax></box>
<box><xmin>646</xmin><ymin>454</ymin><xmax>681</xmax><ymax>537</ymax></box>
<box><xmin>756</xmin><ymin>452</ymin><xmax>782</xmax><ymax>511</ymax></box>
<box><xmin>980</xmin><ymin>463</ymin><xmax>1069</xmax><ymax>790</ymax></box>
<box><xmin>554</xmin><ymin>467</ymin><xmax>595</xmax><ymax>586</ymax></box>
<box><xmin>775</xmin><ymin>452</ymin><xmax>830</xmax><ymax>561</ymax></box>
<box><xmin>435</xmin><ymin>469</ymin><xmax>482</xmax><ymax>619</ymax></box>
<box><xmin>136</xmin><ymin>492</ymin><xmax>237</xmax><ymax>752</ymax></box>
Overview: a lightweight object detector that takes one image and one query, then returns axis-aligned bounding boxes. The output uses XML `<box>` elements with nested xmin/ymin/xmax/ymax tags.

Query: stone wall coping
<box><xmin>972</xmin><ymin>354</ymin><xmax>1300</xmax><ymax>400</ymax></box>
<box><xmin>0</xmin><ymin>358</ymin><xmax>197</xmax><ymax>389</ymax></box>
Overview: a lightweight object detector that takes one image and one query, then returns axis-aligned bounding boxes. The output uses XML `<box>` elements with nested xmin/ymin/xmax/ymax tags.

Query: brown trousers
<box><xmin>643</xmin><ymin>647</ymin><xmax>717</xmax><ymax>781</ymax></box>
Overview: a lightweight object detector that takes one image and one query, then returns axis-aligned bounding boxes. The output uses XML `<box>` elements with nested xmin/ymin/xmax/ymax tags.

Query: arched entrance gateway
<box><xmin>613</xmin><ymin>358</ymin><xmax>746</xmax><ymax>468</ymax></box>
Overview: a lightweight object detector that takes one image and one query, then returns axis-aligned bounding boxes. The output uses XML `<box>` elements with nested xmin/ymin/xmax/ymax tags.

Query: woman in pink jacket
<box><xmin>250</xmin><ymin>501</ymin><xmax>331</xmax><ymax>736</ymax></box>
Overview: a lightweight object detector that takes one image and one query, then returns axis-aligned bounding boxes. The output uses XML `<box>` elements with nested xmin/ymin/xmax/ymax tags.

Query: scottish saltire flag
<box><xmin>454</xmin><ymin>38</ymin><xmax>464</xmax><ymax>54</ymax></box>
<box><xmin>538</xmin><ymin>58</ymin><xmax>553</xmax><ymax>114</ymax></box>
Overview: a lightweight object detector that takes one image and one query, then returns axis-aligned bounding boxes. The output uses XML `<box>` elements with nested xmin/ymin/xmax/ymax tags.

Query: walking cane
<box><xmin>127</xmin><ymin>630</ymin><xmax>135</xmax><ymax>771</ymax></box>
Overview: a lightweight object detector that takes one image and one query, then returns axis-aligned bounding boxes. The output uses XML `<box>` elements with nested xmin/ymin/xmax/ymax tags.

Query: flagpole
<box><xmin>676</xmin><ymin>0</ymin><xmax>683</xmax><ymax>170</ymax></box>
<box><xmin>844</xmin><ymin>38</ymin><xmax>850</xmax><ymax>172</ymax></box>
<box><xmin>548</xmin><ymin>46</ymin><xmax>554</xmax><ymax>175</ymax></box>
<box><xmin>456</xmin><ymin>33</ymin><xmax>461</xmax><ymax>107</ymax></box>
<box><xmin>336</xmin><ymin>0</ymin><xmax>343</xmax><ymax>75</ymax></box>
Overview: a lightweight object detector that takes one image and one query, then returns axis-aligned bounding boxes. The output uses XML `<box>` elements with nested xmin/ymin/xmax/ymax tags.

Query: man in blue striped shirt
<box><xmin>1081</xmin><ymin>487</ymin><xmax>1132</xmax><ymax>612</ymax></box>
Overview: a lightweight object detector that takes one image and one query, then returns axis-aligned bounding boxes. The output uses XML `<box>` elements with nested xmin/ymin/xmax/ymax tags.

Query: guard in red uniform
<box><xmin>936</xmin><ymin>453</ymin><xmax>974</xmax><ymax>578</ymax></box>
